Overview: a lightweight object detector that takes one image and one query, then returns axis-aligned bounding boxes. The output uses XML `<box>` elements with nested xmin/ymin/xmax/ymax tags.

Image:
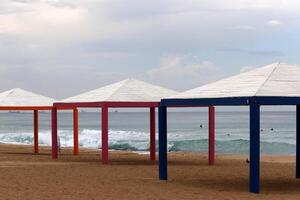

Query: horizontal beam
<box><xmin>168</xmin><ymin>105</ymin><xmax>212</xmax><ymax>108</ymax></box>
<box><xmin>54</xmin><ymin>101</ymin><xmax>160</xmax><ymax>108</ymax></box>
<box><xmin>54</xmin><ymin>102</ymin><xmax>101</xmax><ymax>108</ymax></box>
<box><xmin>0</xmin><ymin>106</ymin><xmax>53</xmax><ymax>110</ymax></box>
<box><xmin>161</xmin><ymin>97</ymin><xmax>250</xmax><ymax>106</ymax></box>
<box><xmin>252</xmin><ymin>97</ymin><xmax>300</xmax><ymax>105</ymax></box>
<box><xmin>105</xmin><ymin>102</ymin><xmax>159</xmax><ymax>107</ymax></box>
<box><xmin>161</xmin><ymin>96</ymin><xmax>300</xmax><ymax>107</ymax></box>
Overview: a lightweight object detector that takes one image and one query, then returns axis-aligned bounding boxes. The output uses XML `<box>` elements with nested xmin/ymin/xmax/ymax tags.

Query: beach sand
<box><xmin>0</xmin><ymin>144</ymin><xmax>300</xmax><ymax>200</ymax></box>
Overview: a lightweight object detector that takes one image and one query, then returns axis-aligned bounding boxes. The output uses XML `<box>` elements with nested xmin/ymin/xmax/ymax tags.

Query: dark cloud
<box><xmin>0</xmin><ymin>0</ymin><xmax>299</xmax><ymax>98</ymax></box>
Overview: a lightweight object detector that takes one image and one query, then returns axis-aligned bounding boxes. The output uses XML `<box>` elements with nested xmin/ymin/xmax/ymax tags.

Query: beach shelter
<box><xmin>0</xmin><ymin>88</ymin><xmax>55</xmax><ymax>153</ymax></box>
<box><xmin>51</xmin><ymin>79</ymin><xmax>182</xmax><ymax>164</ymax></box>
<box><xmin>158</xmin><ymin>62</ymin><xmax>300</xmax><ymax>193</ymax></box>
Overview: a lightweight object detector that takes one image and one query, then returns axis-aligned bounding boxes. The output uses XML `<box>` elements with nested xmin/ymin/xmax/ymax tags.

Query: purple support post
<box><xmin>150</xmin><ymin>107</ymin><xmax>156</xmax><ymax>160</ymax></box>
<box><xmin>51</xmin><ymin>107</ymin><xmax>58</xmax><ymax>159</ymax></box>
<box><xmin>34</xmin><ymin>110</ymin><xmax>39</xmax><ymax>154</ymax></box>
<box><xmin>73</xmin><ymin>108</ymin><xmax>79</xmax><ymax>155</ymax></box>
<box><xmin>102</xmin><ymin>105</ymin><xmax>109</xmax><ymax>164</ymax></box>
<box><xmin>208</xmin><ymin>106</ymin><xmax>215</xmax><ymax>165</ymax></box>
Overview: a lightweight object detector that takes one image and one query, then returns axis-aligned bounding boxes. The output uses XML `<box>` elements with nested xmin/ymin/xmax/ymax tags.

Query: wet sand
<box><xmin>0</xmin><ymin>144</ymin><xmax>299</xmax><ymax>200</ymax></box>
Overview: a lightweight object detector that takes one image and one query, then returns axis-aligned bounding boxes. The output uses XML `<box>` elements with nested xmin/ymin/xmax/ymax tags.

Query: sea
<box><xmin>0</xmin><ymin>110</ymin><xmax>297</xmax><ymax>155</ymax></box>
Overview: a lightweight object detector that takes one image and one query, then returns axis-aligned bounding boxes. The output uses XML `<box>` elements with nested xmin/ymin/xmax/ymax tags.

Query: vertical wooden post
<box><xmin>51</xmin><ymin>107</ymin><xmax>58</xmax><ymax>159</ymax></box>
<box><xmin>208</xmin><ymin>106</ymin><xmax>215</xmax><ymax>165</ymax></box>
<box><xmin>296</xmin><ymin>105</ymin><xmax>300</xmax><ymax>178</ymax></box>
<box><xmin>249</xmin><ymin>104</ymin><xmax>260</xmax><ymax>193</ymax></box>
<box><xmin>102</xmin><ymin>105</ymin><xmax>109</xmax><ymax>164</ymax></box>
<box><xmin>150</xmin><ymin>107</ymin><xmax>156</xmax><ymax>160</ymax></box>
<box><xmin>159</xmin><ymin>105</ymin><xmax>167</xmax><ymax>180</ymax></box>
<box><xmin>34</xmin><ymin>110</ymin><xmax>39</xmax><ymax>154</ymax></box>
<box><xmin>73</xmin><ymin>108</ymin><xmax>79</xmax><ymax>155</ymax></box>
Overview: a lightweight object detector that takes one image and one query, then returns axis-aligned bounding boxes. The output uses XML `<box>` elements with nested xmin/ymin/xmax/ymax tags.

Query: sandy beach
<box><xmin>0</xmin><ymin>144</ymin><xmax>299</xmax><ymax>200</ymax></box>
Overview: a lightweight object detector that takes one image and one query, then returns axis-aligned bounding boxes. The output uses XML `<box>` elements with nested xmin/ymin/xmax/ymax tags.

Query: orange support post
<box><xmin>73</xmin><ymin>108</ymin><xmax>79</xmax><ymax>155</ymax></box>
<box><xmin>101</xmin><ymin>105</ymin><xmax>109</xmax><ymax>164</ymax></box>
<box><xmin>34</xmin><ymin>110</ymin><xmax>38</xmax><ymax>154</ymax></box>
<box><xmin>208</xmin><ymin>106</ymin><xmax>215</xmax><ymax>165</ymax></box>
<box><xmin>150</xmin><ymin>107</ymin><xmax>156</xmax><ymax>160</ymax></box>
<box><xmin>51</xmin><ymin>107</ymin><xmax>58</xmax><ymax>159</ymax></box>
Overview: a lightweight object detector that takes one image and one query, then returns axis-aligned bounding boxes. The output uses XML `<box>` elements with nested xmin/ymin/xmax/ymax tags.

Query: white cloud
<box><xmin>0</xmin><ymin>1</ymin><xmax>87</xmax><ymax>42</ymax></box>
<box><xmin>267</xmin><ymin>20</ymin><xmax>283</xmax><ymax>26</ymax></box>
<box><xmin>145</xmin><ymin>55</ymin><xmax>224</xmax><ymax>91</ymax></box>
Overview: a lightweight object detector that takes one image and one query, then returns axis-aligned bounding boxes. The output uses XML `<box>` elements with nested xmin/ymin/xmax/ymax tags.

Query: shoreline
<box><xmin>0</xmin><ymin>142</ymin><xmax>296</xmax><ymax>157</ymax></box>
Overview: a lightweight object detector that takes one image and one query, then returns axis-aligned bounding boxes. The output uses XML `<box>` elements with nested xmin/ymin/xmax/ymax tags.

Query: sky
<box><xmin>0</xmin><ymin>0</ymin><xmax>300</xmax><ymax>100</ymax></box>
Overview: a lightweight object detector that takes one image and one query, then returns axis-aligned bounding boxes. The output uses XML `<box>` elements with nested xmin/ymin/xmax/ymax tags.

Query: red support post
<box><xmin>101</xmin><ymin>105</ymin><xmax>109</xmax><ymax>164</ymax></box>
<box><xmin>73</xmin><ymin>108</ymin><xmax>79</xmax><ymax>155</ymax></box>
<box><xmin>51</xmin><ymin>107</ymin><xmax>58</xmax><ymax>159</ymax></box>
<box><xmin>150</xmin><ymin>107</ymin><xmax>156</xmax><ymax>160</ymax></box>
<box><xmin>34</xmin><ymin>110</ymin><xmax>38</xmax><ymax>154</ymax></box>
<box><xmin>208</xmin><ymin>106</ymin><xmax>215</xmax><ymax>165</ymax></box>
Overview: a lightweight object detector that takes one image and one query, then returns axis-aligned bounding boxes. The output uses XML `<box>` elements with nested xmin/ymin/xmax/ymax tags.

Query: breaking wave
<box><xmin>0</xmin><ymin>129</ymin><xmax>296</xmax><ymax>155</ymax></box>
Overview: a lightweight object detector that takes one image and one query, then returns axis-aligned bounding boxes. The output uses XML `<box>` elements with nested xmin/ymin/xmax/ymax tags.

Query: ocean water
<box><xmin>0</xmin><ymin>110</ymin><xmax>297</xmax><ymax>155</ymax></box>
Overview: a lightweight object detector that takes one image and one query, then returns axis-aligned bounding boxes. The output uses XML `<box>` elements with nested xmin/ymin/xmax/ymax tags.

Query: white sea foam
<box><xmin>0</xmin><ymin>128</ymin><xmax>296</xmax><ymax>154</ymax></box>
<box><xmin>0</xmin><ymin>129</ymin><xmax>156</xmax><ymax>150</ymax></box>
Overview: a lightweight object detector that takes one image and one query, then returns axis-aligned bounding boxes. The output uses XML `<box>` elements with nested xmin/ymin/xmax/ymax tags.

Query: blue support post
<box><xmin>296</xmin><ymin>105</ymin><xmax>300</xmax><ymax>178</ymax></box>
<box><xmin>249</xmin><ymin>104</ymin><xmax>260</xmax><ymax>193</ymax></box>
<box><xmin>159</xmin><ymin>105</ymin><xmax>167</xmax><ymax>180</ymax></box>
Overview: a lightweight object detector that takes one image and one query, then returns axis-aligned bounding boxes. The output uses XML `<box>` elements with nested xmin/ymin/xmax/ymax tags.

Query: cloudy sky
<box><xmin>0</xmin><ymin>0</ymin><xmax>299</xmax><ymax>99</ymax></box>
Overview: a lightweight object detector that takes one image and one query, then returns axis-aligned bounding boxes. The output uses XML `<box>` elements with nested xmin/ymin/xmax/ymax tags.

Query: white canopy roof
<box><xmin>0</xmin><ymin>88</ymin><xmax>55</xmax><ymax>107</ymax></box>
<box><xmin>167</xmin><ymin>62</ymin><xmax>300</xmax><ymax>99</ymax></box>
<box><xmin>62</xmin><ymin>79</ymin><xmax>178</xmax><ymax>103</ymax></box>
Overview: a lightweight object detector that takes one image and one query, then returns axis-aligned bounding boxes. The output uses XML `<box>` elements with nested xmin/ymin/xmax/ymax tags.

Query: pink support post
<box><xmin>51</xmin><ymin>107</ymin><xmax>58</xmax><ymax>159</ymax></box>
<box><xmin>208</xmin><ymin>106</ymin><xmax>215</xmax><ymax>165</ymax></box>
<box><xmin>73</xmin><ymin>108</ymin><xmax>79</xmax><ymax>155</ymax></box>
<box><xmin>150</xmin><ymin>107</ymin><xmax>156</xmax><ymax>160</ymax></box>
<box><xmin>101</xmin><ymin>105</ymin><xmax>109</xmax><ymax>164</ymax></box>
<box><xmin>34</xmin><ymin>110</ymin><xmax>39</xmax><ymax>154</ymax></box>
